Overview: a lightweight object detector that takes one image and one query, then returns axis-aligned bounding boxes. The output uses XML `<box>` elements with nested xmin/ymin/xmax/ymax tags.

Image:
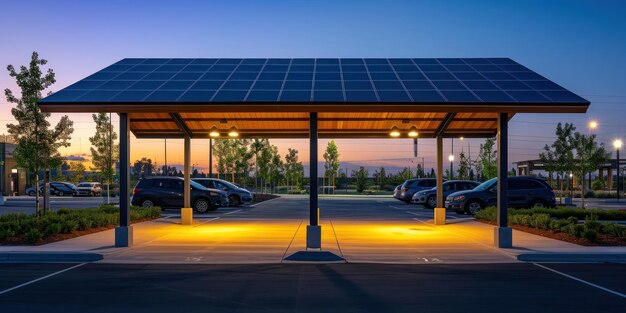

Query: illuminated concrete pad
<box><xmin>181</xmin><ymin>207</ymin><xmax>193</xmax><ymax>225</ymax></box>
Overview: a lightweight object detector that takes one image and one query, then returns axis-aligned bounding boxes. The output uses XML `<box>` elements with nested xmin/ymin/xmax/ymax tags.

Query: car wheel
<box><xmin>426</xmin><ymin>196</ymin><xmax>437</xmax><ymax>209</ymax></box>
<box><xmin>530</xmin><ymin>199</ymin><xmax>548</xmax><ymax>208</ymax></box>
<box><xmin>193</xmin><ymin>198</ymin><xmax>211</xmax><ymax>213</ymax></box>
<box><xmin>228</xmin><ymin>195</ymin><xmax>240</xmax><ymax>207</ymax></box>
<box><xmin>58</xmin><ymin>191</ymin><xmax>64</xmax><ymax>196</ymax></box>
<box><xmin>141</xmin><ymin>198</ymin><xmax>155</xmax><ymax>208</ymax></box>
<box><xmin>28</xmin><ymin>191</ymin><xmax>35</xmax><ymax>197</ymax></box>
<box><xmin>90</xmin><ymin>191</ymin><xmax>95</xmax><ymax>197</ymax></box>
<box><xmin>465</xmin><ymin>200</ymin><xmax>483</xmax><ymax>215</ymax></box>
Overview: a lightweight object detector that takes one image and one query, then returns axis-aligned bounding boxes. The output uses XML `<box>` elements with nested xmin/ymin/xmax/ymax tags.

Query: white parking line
<box><xmin>249</xmin><ymin>197</ymin><xmax>282</xmax><ymax>207</ymax></box>
<box><xmin>223</xmin><ymin>209</ymin><xmax>242</xmax><ymax>215</ymax></box>
<box><xmin>0</xmin><ymin>263</ymin><xmax>87</xmax><ymax>296</ymax></box>
<box><xmin>533</xmin><ymin>263</ymin><xmax>626</xmax><ymax>299</ymax></box>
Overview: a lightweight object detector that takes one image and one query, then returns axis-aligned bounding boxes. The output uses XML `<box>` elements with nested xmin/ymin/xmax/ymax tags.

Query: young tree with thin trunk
<box><xmin>539</xmin><ymin>123</ymin><xmax>575</xmax><ymax>204</ymax></box>
<box><xmin>5</xmin><ymin>52</ymin><xmax>74</xmax><ymax>215</ymax></box>
<box><xmin>323</xmin><ymin>140</ymin><xmax>340</xmax><ymax>188</ymax></box>
<box><xmin>571</xmin><ymin>132</ymin><xmax>609</xmax><ymax>208</ymax></box>
<box><xmin>479</xmin><ymin>137</ymin><xmax>497</xmax><ymax>180</ymax></box>
<box><xmin>89</xmin><ymin>113</ymin><xmax>118</xmax><ymax>199</ymax></box>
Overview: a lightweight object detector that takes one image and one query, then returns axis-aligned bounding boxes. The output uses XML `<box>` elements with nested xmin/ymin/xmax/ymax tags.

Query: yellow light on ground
<box><xmin>589</xmin><ymin>120</ymin><xmax>598</xmax><ymax>130</ymax></box>
<box><xmin>209</xmin><ymin>126</ymin><xmax>220</xmax><ymax>137</ymax></box>
<box><xmin>614</xmin><ymin>139</ymin><xmax>623</xmax><ymax>149</ymax></box>
<box><xmin>389</xmin><ymin>126</ymin><xmax>401</xmax><ymax>137</ymax></box>
<box><xmin>408</xmin><ymin>126</ymin><xmax>419</xmax><ymax>138</ymax></box>
<box><xmin>448</xmin><ymin>154</ymin><xmax>454</xmax><ymax>162</ymax></box>
<box><xmin>228</xmin><ymin>126</ymin><xmax>239</xmax><ymax>137</ymax></box>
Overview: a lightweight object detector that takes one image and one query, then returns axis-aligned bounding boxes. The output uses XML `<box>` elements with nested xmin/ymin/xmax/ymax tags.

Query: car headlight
<box><xmin>452</xmin><ymin>195</ymin><xmax>465</xmax><ymax>201</ymax></box>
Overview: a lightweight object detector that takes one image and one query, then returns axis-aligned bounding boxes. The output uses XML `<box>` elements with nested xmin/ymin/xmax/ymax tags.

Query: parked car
<box><xmin>445</xmin><ymin>176</ymin><xmax>556</xmax><ymax>215</ymax></box>
<box><xmin>192</xmin><ymin>178</ymin><xmax>253</xmax><ymax>206</ymax></box>
<box><xmin>73</xmin><ymin>182</ymin><xmax>102</xmax><ymax>197</ymax></box>
<box><xmin>392</xmin><ymin>185</ymin><xmax>402</xmax><ymax>199</ymax></box>
<box><xmin>26</xmin><ymin>183</ymin><xmax>44</xmax><ymax>196</ymax></box>
<box><xmin>131</xmin><ymin>176</ymin><xmax>229</xmax><ymax>213</ymax></box>
<box><xmin>412</xmin><ymin>180</ymin><xmax>480</xmax><ymax>209</ymax></box>
<box><xmin>50</xmin><ymin>182</ymin><xmax>77</xmax><ymax>196</ymax></box>
<box><xmin>393</xmin><ymin>178</ymin><xmax>438</xmax><ymax>203</ymax></box>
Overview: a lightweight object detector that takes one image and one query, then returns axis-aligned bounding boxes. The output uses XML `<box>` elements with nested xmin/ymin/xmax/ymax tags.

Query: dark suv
<box><xmin>445</xmin><ymin>176</ymin><xmax>556</xmax><ymax>215</ymax></box>
<box><xmin>131</xmin><ymin>177</ymin><xmax>228</xmax><ymax>213</ymax></box>
<box><xmin>393</xmin><ymin>178</ymin><xmax>437</xmax><ymax>203</ymax></box>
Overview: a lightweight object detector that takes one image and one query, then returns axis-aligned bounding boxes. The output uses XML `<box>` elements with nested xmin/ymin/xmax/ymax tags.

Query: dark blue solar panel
<box><xmin>40</xmin><ymin>58</ymin><xmax>589</xmax><ymax>104</ymax></box>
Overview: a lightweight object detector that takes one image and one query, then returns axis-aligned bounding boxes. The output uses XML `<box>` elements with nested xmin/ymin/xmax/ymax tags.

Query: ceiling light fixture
<box><xmin>389</xmin><ymin>126</ymin><xmax>401</xmax><ymax>137</ymax></box>
<box><xmin>228</xmin><ymin>126</ymin><xmax>239</xmax><ymax>137</ymax></box>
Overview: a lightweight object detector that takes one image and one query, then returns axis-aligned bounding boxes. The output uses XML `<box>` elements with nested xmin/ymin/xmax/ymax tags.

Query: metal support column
<box><xmin>495</xmin><ymin>112</ymin><xmax>512</xmax><ymax>248</ymax></box>
<box><xmin>115</xmin><ymin>113</ymin><xmax>132</xmax><ymax>247</ymax></box>
<box><xmin>209</xmin><ymin>138</ymin><xmax>213</xmax><ymax>178</ymax></box>
<box><xmin>307</xmin><ymin>112</ymin><xmax>321</xmax><ymax>249</ymax></box>
<box><xmin>181</xmin><ymin>135</ymin><xmax>193</xmax><ymax>225</ymax></box>
<box><xmin>434</xmin><ymin>135</ymin><xmax>446</xmax><ymax>225</ymax></box>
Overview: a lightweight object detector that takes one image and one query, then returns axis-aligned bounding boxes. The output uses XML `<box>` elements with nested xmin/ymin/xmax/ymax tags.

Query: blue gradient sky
<box><xmin>1</xmin><ymin>0</ymin><xmax>625</xmax><ymax>173</ymax></box>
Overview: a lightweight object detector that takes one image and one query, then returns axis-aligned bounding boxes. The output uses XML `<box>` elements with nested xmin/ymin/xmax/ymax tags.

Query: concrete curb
<box><xmin>517</xmin><ymin>253</ymin><xmax>626</xmax><ymax>263</ymax></box>
<box><xmin>0</xmin><ymin>252</ymin><xmax>103</xmax><ymax>263</ymax></box>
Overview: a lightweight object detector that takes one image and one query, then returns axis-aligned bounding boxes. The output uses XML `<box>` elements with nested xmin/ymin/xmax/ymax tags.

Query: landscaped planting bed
<box><xmin>475</xmin><ymin>207</ymin><xmax>626</xmax><ymax>246</ymax></box>
<box><xmin>0</xmin><ymin>205</ymin><xmax>161</xmax><ymax>245</ymax></box>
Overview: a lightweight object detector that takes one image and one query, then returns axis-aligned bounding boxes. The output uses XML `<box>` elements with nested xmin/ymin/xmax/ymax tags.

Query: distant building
<box><xmin>0</xmin><ymin>142</ymin><xmax>27</xmax><ymax>196</ymax></box>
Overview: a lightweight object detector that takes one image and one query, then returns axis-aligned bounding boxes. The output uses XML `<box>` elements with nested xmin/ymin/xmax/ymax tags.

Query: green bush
<box><xmin>0</xmin><ymin>205</ymin><xmax>161</xmax><ymax>244</ymax></box>
<box><xmin>566</xmin><ymin>216</ymin><xmax>578</xmax><ymax>224</ymax></box>
<box><xmin>57</xmin><ymin>208</ymin><xmax>71</xmax><ymax>215</ymax></box>
<box><xmin>591</xmin><ymin>179</ymin><xmax>604</xmax><ymax>191</ymax></box>
<box><xmin>600</xmin><ymin>223</ymin><xmax>626</xmax><ymax>238</ymax></box>
<box><xmin>44</xmin><ymin>223</ymin><xmax>63</xmax><ymax>237</ymax></box>
<box><xmin>531</xmin><ymin>214</ymin><xmax>551</xmax><ymax>229</ymax></box>
<box><xmin>582</xmin><ymin>229</ymin><xmax>598</xmax><ymax>241</ymax></box>
<box><xmin>25</xmin><ymin>228</ymin><xmax>42</xmax><ymax>244</ymax></box>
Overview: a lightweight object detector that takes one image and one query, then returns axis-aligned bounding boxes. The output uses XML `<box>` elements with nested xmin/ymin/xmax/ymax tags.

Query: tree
<box><xmin>89</xmin><ymin>112</ymin><xmax>118</xmax><ymax>192</ymax></box>
<box><xmin>570</xmin><ymin>132</ymin><xmax>609</xmax><ymax>208</ymax></box>
<box><xmin>132</xmin><ymin>157</ymin><xmax>153</xmax><ymax>179</ymax></box>
<box><xmin>479</xmin><ymin>137</ymin><xmax>497</xmax><ymax>180</ymax></box>
<box><xmin>352</xmin><ymin>166</ymin><xmax>369</xmax><ymax>193</ymax></box>
<box><xmin>457</xmin><ymin>151</ymin><xmax>470</xmax><ymax>180</ymax></box>
<box><xmin>68</xmin><ymin>161</ymin><xmax>86</xmax><ymax>185</ymax></box>
<box><xmin>378</xmin><ymin>167</ymin><xmax>386</xmax><ymax>190</ymax></box>
<box><xmin>429</xmin><ymin>168</ymin><xmax>435</xmax><ymax>178</ymax></box>
<box><xmin>323</xmin><ymin>140</ymin><xmax>340</xmax><ymax>187</ymax></box>
<box><xmin>508</xmin><ymin>168</ymin><xmax>517</xmax><ymax>177</ymax></box>
<box><xmin>284</xmin><ymin>148</ymin><xmax>304</xmax><ymax>190</ymax></box>
<box><xmin>5</xmin><ymin>52</ymin><xmax>74</xmax><ymax>215</ymax></box>
<box><xmin>539</xmin><ymin>123</ymin><xmax>576</xmax><ymax>204</ymax></box>
<box><xmin>250</xmin><ymin>139</ymin><xmax>269</xmax><ymax>192</ymax></box>
<box><xmin>415</xmin><ymin>164</ymin><xmax>425</xmax><ymax>178</ymax></box>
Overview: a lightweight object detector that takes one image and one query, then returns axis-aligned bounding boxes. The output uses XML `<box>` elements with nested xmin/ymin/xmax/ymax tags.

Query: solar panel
<box><xmin>40</xmin><ymin>58</ymin><xmax>589</xmax><ymax>104</ymax></box>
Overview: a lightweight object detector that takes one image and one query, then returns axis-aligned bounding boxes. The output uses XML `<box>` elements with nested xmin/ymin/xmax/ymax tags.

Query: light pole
<box><xmin>448</xmin><ymin>154</ymin><xmax>454</xmax><ymax>179</ymax></box>
<box><xmin>569</xmin><ymin>172</ymin><xmax>573</xmax><ymax>199</ymax></box>
<box><xmin>588</xmin><ymin>121</ymin><xmax>598</xmax><ymax>189</ymax></box>
<box><xmin>614</xmin><ymin>139</ymin><xmax>622</xmax><ymax>201</ymax></box>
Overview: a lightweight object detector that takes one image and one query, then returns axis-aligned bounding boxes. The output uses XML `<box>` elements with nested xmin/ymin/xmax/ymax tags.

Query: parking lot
<box><xmin>1</xmin><ymin>195</ymin><xmax>625</xmax><ymax>311</ymax></box>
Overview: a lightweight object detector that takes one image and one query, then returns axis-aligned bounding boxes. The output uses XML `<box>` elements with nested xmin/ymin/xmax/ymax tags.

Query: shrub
<box><xmin>566</xmin><ymin>216</ymin><xmax>578</xmax><ymax>224</ymax></box>
<box><xmin>77</xmin><ymin>217</ymin><xmax>93</xmax><ymax>231</ymax></box>
<box><xmin>61</xmin><ymin>220</ymin><xmax>79</xmax><ymax>234</ymax></box>
<box><xmin>582</xmin><ymin>229</ymin><xmax>598</xmax><ymax>241</ymax></box>
<box><xmin>57</xmin><ymin>208</ymin><xmax>71</xmax><ymax>215</ymax></box>
<box><xmin>25</xmin><ymin>228</ymin><xmax>42</xmax><ymax>244</ymax></box>
<box><xmin>591</xmin><ymin>179</ymin><xmax>604</xmax><ymax>191</ymax></box>
<box><xmin>531</xmin><ymin>214</ymin><xmax>551</xmax><ymax>230</ymax></box>
<box><xmin>44</xmin><ymin>223</ymin><xmax>63</xmax><ymax>237</ymax></box>
<box><xmin>601</xmin><ymin>223</ymin><xmax>626</xmax><ymax>238</ymax></box>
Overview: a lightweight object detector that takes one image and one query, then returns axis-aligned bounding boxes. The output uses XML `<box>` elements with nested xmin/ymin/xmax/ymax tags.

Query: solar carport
<box><xmin>38</xmin><ymin>58</ymin><xmax>589</xmax><ymax>251</ymax></box>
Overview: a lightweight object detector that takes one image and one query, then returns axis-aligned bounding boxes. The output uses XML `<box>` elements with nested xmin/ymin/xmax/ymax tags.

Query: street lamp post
<box><xmin>614</xmin><ymin>139</ymin><xmax>622</xmax><ymax>201</ymax></box>
<box><xmin>588</xmin><ymin>121</ymin><xmax>598</xmax><ymax>189</ymax></box>
<box><xmin>448</xmin><ymin>154</ymin><xmax>454</xmax><ymax>179</ymax></box>
<box><xmin>569</xmin><ymin>172</ymin><xmax>573</xmax><ymax>199</ymax></box>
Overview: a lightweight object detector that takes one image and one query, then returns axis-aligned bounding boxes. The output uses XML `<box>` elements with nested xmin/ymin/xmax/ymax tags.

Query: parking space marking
<box><xmin>249</xmin><ymin>197</ymin><xmax>282</xmax><ymax>207</ymax></box>
<box><xmin>533</xmin><ymin>263</ymin><xmax>626</xmax><ymax>299</ymax></box>
<box><xmin>0</xmin><ymin>263</ymin><xmax>87</xmax><ymax>296</ymax></box>
<box><xmin>223</xmin><ymin>209</ymin><xmax>242</xmax><ymax>215</ymax></box>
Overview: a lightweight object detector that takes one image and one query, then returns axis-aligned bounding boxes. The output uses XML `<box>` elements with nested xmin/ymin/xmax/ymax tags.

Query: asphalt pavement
<box><xmin>0</xmin><ymin>262</ymin><xmax>624</xmax><ymax>313</ymax></box>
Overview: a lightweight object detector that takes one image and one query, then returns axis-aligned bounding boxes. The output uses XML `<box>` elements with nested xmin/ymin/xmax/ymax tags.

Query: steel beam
<box><xmin>434</xmin><ymin>135</ymin><xmax>446</xmax><ymax>225</ymax></box>
<box><xmin>307</xmin><ymin>112</ymin><xmax>321</xmax><ymax>249</ymax></box>
<box><xmin>115</xmin><ymin>113</ymin><xmax>132</xmax><ymax>247</ymax></box>
<box><xmin>434</xmin><ymin>113</ymin><xmax>456</xmax><ymax>138</ymax></box>
<box><xmin>170</xmin><ymin>113</ymin><xmax>193</xmax><ymax>138</ymax></box>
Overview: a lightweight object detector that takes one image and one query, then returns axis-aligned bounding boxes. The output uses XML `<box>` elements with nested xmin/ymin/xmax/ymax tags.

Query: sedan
<box><xmin>412</xmin><ymin>180</ymin><xmax>480</xmax><ymax>209</ymax></box>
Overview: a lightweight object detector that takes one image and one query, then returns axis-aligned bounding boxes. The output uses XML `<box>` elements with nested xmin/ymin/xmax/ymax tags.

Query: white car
<box><xmin>73</xmin><ymin>182</ymin><xmax>102</xmax><ymax>197</ymax></box>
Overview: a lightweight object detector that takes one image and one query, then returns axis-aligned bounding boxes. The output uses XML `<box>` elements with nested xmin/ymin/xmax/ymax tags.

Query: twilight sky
<box><xmin>1</xmin><ymin>0</ymin><xmax>625</xmax><ymax>174</ymax></box>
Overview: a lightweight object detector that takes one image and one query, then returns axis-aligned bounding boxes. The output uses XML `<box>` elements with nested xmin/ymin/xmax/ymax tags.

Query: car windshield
<box><xmin>77</xmin><ymin>183</ymin><xmax>92</xmax><ymax>187</ymax></box>
<box><xmin>218</xmin><ymin>180</ymin><xmax>238</xmax><ymax>190</ymax></box>
<box><xmin>473</xmin><ymin>178</ymin><xmax>496</xmax><ymax>191</ymax></box>
<box><xmin>65</xmin><ymin>183</ymin><xmax>77</xmax><ymax>189</ymax></box>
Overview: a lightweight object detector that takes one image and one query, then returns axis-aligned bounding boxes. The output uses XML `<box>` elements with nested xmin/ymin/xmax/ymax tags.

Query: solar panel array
<box><xmin>40</xmin><ymin>58</ymin><xmax>588</xmax><ymax>104</ymax></box>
